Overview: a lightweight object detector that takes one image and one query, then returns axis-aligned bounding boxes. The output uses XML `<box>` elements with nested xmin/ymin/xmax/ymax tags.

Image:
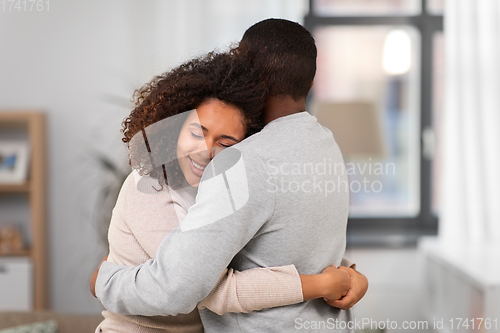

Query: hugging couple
<box><xmin>90</xmin><ymin>19</ymin><xmax>368</xmax><ymax>333</ymax></box>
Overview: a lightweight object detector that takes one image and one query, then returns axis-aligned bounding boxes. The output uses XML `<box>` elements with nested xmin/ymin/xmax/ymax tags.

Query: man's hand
<box><xmin>325</xmin><ymin>266</ymin><xmax>368</xmax><ymax>310</ymax></box>
<box><xmin>90</xmin><ymin>255</ymin><xmax>108</xmax><ymax>298</ymax></box>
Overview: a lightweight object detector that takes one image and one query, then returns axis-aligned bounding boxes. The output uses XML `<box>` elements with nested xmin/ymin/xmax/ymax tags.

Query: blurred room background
<box><xmin>1</xmin><ymin>0</ymin><xmax>499</xmax><ymax>332</ymax></box>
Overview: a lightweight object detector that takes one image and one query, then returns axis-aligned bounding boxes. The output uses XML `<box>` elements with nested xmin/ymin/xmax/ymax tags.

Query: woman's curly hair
<box><xmin>122</xmin><ymin>49</ymin><xmax>267</xmax><ymax>189</ymax></box>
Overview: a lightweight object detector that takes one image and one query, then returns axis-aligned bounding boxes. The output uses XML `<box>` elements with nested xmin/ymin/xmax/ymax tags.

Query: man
<box><xmin>93</xmin><ymin>19</ymin><xmax>367</xmax><ymax>332</ymax></box>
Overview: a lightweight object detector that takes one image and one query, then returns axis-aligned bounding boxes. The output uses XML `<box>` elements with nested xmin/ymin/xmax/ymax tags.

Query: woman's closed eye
<box><xmin>191</xmin><ymin>131</ymin><xmax>233</xmax><ymax>148</ymax></box>
<box><xmin>190</xmin><ymin>131</ymin><xmax>204</xmax><ymax>139</ymax></box>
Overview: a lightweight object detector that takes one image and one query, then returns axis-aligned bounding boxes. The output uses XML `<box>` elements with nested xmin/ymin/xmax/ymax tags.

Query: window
<box><xmin>305</xmin><ymin>0</ymin><xmax>443</xmax><ymax>246</ymax></box>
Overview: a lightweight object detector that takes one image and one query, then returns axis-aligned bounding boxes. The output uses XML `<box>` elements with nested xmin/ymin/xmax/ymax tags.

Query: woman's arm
<box><xmin>198</xmin><ymin>263</ymin><xmax>352</xmax><ymax>315</ymax></box>
<box><xmin>300</xmin><ymin>265</ymin><xmax>351</xmax><ymax>301</ymax></box>
<box><xmin>198</xmin><ymin>266</ymin><xmax>302</xmax><ymax>314</ymax></box>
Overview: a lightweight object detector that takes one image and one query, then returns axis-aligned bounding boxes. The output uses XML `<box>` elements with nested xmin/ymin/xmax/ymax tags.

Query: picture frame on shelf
<box><xmin>0</xmin><ymin>140</ymin><xmax>30</xmax><ymax>184</ymax></box>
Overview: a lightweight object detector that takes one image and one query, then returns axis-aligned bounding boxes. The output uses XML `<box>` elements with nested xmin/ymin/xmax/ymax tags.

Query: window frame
<box><xmin>304</xmin><ymin>0</ymin><xmax>443</xmax><ymax>247</ymax></box>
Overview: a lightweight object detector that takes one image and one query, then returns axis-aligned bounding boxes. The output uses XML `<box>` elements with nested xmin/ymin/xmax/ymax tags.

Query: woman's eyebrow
<box><xmin>220</xmin><ymin>135</ymin><xmax>240</xmax><ymax>143</ymax></box>
<box><xmin>190</xmin><ymin>122</ymin><xmax>204</xmax><ymax>130</ymax></box>
<box><xmin>189</xmin><ymin>123</ymin><xmax>240</xmax><ymax>142</ymax></box>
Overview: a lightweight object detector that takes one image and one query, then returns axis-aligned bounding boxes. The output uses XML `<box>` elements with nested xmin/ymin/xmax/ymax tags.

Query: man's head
<box><xmin>239</xmin><ymin>18</ymin><xmax>317</xmax><ymax>101</ymax></box>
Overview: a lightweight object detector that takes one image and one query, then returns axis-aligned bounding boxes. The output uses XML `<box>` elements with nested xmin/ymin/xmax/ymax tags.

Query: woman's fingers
<box><xmin>327</xmin><ymin>297</ymin><xmax>354</xmax><ymax>310</ymax></box>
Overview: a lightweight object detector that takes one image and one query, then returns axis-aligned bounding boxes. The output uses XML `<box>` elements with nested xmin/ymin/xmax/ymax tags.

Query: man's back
<box><xmin>200</xmin><ymin>111</ymin><xmax>352</xmax><ymax>332</ymax></box>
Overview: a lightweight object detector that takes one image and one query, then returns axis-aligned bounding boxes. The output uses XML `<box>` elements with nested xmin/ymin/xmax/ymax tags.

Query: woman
<box><xmin>95</xmin><ymin>50</ymin><xmax>351</xmax><ymax>333</ymax></box>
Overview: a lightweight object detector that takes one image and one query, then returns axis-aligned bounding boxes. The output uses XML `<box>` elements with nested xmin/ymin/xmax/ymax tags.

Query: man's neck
<box><xmin>263</xmin><ymin>95</ymin><xmax>307</xmax><ymax>125</ymax></box>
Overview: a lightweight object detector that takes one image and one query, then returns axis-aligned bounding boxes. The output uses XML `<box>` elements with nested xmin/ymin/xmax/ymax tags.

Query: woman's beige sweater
<box><xmin>96</xmin><ymin>171</ymin><xmax>303</xmax><ymax>333</ymax></box>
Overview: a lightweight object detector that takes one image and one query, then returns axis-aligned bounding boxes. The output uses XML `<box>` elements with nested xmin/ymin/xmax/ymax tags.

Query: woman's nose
<box><xmin>197</xmin><ymin>138</ymin><xmax>214</xmax><ymax>160</ymax></box>
<box><xmin>211</xmin><ymin>146</ymin><xmax>225</xmax><ymax>158</ymax></box>
<box><xmin>198</xmin><ymin>138</ymin><xmax>223</xmax><ymax>160</ymax></box>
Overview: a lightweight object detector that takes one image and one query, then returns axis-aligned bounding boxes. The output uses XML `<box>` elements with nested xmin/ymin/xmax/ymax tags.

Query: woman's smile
<box><xmin>189</xmin><ymin>157</ymin><xmax>207</xmax><ymax>177</ymax></box>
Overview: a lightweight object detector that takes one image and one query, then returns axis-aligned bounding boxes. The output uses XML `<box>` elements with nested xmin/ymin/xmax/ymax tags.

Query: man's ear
<box><xmin>310</xmin><ymin>80</ymin><xmax>315</xmax><ymax>89</ymax></box>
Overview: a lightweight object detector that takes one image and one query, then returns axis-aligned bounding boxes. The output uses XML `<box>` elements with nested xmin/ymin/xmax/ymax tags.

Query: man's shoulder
<box><xmin>233</xmin><ymin>130</ymin><xmax>265</xmax><ymax>150</ymax></box>
<box><xmin>222</xmin><ymin>132</ymin><xmax>267</xmax><ymax>164</ymax></box>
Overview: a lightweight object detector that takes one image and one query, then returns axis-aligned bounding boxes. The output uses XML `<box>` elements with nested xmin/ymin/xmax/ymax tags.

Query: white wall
<box><xmin>0</xmin><ymin>0</ymin><xmax>308</xmax><ymax>314</ymax></box>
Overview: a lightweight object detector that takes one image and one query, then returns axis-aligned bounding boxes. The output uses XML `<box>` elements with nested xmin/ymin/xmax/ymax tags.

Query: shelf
<box><xmin>0</xmin><ymin>183</ymin><xmax>30</xmax><ymax>193</ymax></box>
<box><xmin>0</xmin><ymin>111</ymin><xmax>47</xmax><ymax>310</ymax></box>
<box><xmin>0</xmin><ymin>249</ymin><xmax>30</xmax><ymax>257</ymax></box>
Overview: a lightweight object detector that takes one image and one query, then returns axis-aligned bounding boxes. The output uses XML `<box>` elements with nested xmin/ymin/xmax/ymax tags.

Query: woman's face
<box><xmin>176</xmin><ymin>98</ymin><xmax>246</xmax><ymax>187</ymax></box>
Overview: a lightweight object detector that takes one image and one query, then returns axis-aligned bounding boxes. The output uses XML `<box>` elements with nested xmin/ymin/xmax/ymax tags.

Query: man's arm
<box><xmin>95</xmin><ymin>148</ymin><xmax>275</xmax><ymax>316</ymax></box>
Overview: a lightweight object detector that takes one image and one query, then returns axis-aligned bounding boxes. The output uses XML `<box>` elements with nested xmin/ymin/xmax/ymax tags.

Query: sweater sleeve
<box><xmin>95</xmin><ymin>148</ymin><xmax>277</xmax><ymax>316</ymax></box>
<box><xmin>198</xmin><ymin>265</ymin><xmax>303</xmax><ymax>315</ymax></box>
<box><xmin>341</xmin><ymin>257</ymin><xmax>356</xmax><ymax>270</ymax></box>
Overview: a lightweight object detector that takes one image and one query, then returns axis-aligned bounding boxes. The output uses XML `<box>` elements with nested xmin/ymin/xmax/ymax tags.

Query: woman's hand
<box><xmin>299</xmin><ymin>265</ymin><xmax>351</xmax><ymax>301</ymax></box>
<box><xmin>324</xmin><ymin>266</ymin><xmax>368</xmax><ymax>310</ymax></box>
<box><xmin>90</xmin><ymin>255</ymin><xmax>108</xmax><ymax>298</ymax></box>
<box><xmin>319</xmin><ymin>265</ymin><xmax>352</xmax><ymax>301</ymax></box>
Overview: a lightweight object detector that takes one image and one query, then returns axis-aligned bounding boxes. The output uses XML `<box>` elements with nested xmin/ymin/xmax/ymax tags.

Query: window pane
<box><xmin>311</xmin><ymin>26</ymin><xmax>421</xmax><ymax>217</ymax></box>
<box><xmin>432</xmin><ymin>32</ymin><xmax>444</xmax><ymax>215</ymax></box>
<box><xmin>427</xmin><ymin>0</ymin><xmax>444</xmax><ymax>15</ymax></box>
<box><xmin>313</xmin><ymin>0</ymin><xmax>421</xmax><ymax>16</ymax></box>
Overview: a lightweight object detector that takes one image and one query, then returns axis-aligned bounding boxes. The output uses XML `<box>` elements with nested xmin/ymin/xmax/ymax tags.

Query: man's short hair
<box><xmin>239</xmin><ymin>18</ymin><xmax>317</xmax><ymax>101</ymax></box>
